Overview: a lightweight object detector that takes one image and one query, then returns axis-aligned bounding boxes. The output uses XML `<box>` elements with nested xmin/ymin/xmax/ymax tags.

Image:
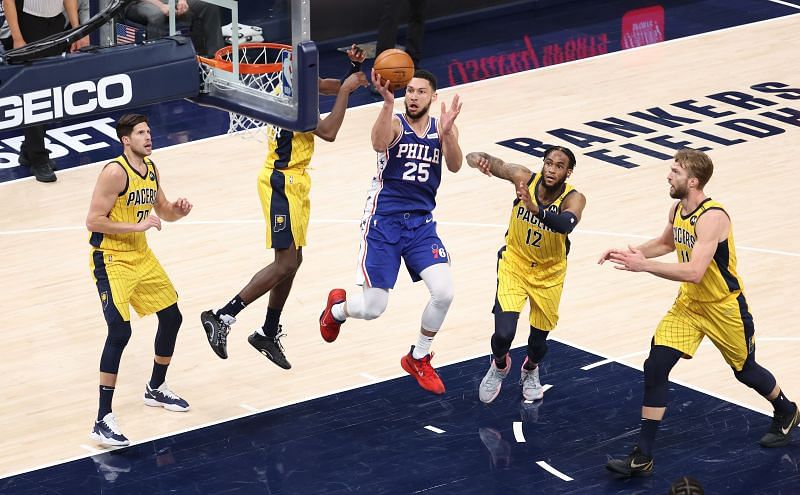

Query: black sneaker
<box><xmin>19</xmin><ymin>154</ymin><xmax>57</xmax><ymax>170</ymax></box>
<box><xmin>200</xmin><ymin>310</ymin><xmax>234</xmax><ymax>359</ymax></box>
<box><xmin>29</xmin><ymin>160</ymin><xmax>57</xmax><ymax>182</ymax></box>
<box><xmin>248</xmin><ymin>327</ymin><xmax>291</xmax><ymax>369</ymax></box>
<box><xmin>606</xmin><ymin>446</ymin><xmax>654</xmax><ymax>477</ymax></box>
<box><xmin>760</xmin><ymin>403</ymin><xmax>799</xmax><ymax>448</ymax></box>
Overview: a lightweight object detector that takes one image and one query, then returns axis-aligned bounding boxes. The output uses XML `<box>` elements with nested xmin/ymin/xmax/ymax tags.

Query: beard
<box><xmin>669</xmin><ymin>183</ymin><xmax>687</xmax><ymax>199</ymax></box>
<box><xmin>405</xmin><ymin>101</ymin><xmax>431</xmax><ymax>120</ymax></box>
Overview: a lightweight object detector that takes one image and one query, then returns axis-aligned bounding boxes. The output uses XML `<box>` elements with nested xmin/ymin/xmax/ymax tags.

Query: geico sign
<box><xmin>0</xmin><ymin>74</ymin><xmax>133</xmax><ymax>130</ymax></box>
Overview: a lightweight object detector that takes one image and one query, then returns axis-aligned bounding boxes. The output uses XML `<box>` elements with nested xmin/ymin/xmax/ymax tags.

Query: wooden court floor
<box><xmin>1</xmin><ymin>15</ymin><xmax>798</xmax><ymax>477</ymax></box>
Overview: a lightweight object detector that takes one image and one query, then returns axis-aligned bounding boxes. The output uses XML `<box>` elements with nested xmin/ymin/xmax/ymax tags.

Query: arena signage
<box><xmin>0</xmin><ymin>74</ymin><xmax>133</xmax><ymax>130</ymax></box>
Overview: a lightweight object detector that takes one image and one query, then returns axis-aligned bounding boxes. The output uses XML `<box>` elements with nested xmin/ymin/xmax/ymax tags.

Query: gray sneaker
<box><xmin>479</xmin><ymin>354</ymin><xmax>511</xmax><ymax>403</ymax></box>
<box><xmin>520</xmin><ymin>357</ymin><xmax>543</xmax><ymax>400</ymax></box>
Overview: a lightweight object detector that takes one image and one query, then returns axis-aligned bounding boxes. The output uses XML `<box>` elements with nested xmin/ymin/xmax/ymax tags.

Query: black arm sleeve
<box><xmin>536</xmin><ymin>210</ymin><xmax>578</xmax><ymax>234</ymax></box>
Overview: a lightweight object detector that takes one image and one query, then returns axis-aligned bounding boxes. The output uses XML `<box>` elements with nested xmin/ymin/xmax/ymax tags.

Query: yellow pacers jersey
<box><xmin>89</xmin><ymin>155</ymin><xmax>158</xmax><ymax>252</ymax></box>
<box><xmin>504</xmin><ymin>172</ymin><xmax>576</xmax><ymax>285</ymax></box>
<box><xmin>265</xmin><ymin>125</ymin><xmax>315</xmax><ymax>171</ymax></box>
<box><xmin>673</xmin><ymin>198</ymin><xmax>744</xmax><ymax>302</ymax></box>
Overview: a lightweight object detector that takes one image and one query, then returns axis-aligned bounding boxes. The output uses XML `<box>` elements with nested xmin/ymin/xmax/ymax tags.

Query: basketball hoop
<box><xmin>197</xmin><ymin>42</ymin><xmax>293</xmax><ymax>135</ymax></box>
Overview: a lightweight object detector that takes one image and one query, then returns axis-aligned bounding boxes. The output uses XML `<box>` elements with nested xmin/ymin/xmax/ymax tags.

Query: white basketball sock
<box><xmin>331</xmin><ymin>302</ymin><xmax>346</xmax><ymax>322</ymax></box>
<box><xmin>412</xmin><ymin>333</ymin><xmax>435</xmax><ymax>359</ymax></box>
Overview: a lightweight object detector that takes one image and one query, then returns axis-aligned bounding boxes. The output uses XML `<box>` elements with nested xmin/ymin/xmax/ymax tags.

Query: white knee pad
<box><xmin>420</xmin><ymin>264</ymin><xmax>454</xmax><ymax>331</ymax></box>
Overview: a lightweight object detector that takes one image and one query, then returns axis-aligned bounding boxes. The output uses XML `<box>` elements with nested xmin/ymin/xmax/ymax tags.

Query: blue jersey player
<box><xmin>320</xmin><ymin>68</ymin><xmax>463</xmax><ymax>394</ymax></box>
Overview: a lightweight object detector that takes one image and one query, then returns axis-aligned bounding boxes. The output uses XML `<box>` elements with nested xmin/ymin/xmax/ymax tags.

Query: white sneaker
<box><xmin>520</xmin><ymin>357</ymin><xmax>543</xmax><ymax>401</ymax></box>
<box><xmin>478</xmin><ymin>354</ymin><xmax>511</xmax><ymax>403</ymax></box>
<box><xmin>144</xmin><ymin>382</ymin><xmax>191</xmax><ymax>412</ymax></box>
<box><xmin>89</xmin><ymin>412</ymin><xmax>130</xmax><ymax>447</ymax></box>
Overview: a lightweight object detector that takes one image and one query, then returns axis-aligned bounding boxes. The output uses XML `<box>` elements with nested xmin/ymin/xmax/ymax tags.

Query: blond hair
<box><xmin>674</xmin><ymin>149</ymin><xmax>713</xmax><ymax>188</ymax></box>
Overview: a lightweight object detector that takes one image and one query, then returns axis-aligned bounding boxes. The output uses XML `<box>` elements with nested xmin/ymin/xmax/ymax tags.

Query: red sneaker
<box><xmin>400</xmin><ymin>347</ymin><xmax>445</xmax><ymax>395</ymax></box>
<box><xmin>319</xmin><ymin>288</ymin><xmax>346</xmax><ymax>343</ymax></box>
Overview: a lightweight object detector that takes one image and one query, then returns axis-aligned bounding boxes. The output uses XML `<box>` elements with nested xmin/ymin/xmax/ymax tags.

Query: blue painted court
<box><xmin>2</xmin><ymin>342</ymin><xmax>798</xmax><ymax>494</ymax></box>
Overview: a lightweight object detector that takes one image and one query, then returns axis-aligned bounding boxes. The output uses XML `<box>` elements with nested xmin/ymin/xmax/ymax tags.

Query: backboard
<box><xmin>174</xmin><ymin>0</ymin><xmax>319</xmax><ymax>133</ymax></box>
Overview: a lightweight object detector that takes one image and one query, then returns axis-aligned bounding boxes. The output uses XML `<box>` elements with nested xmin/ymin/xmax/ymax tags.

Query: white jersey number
<box><xmin>402</xmin><ymin>161</ymin><xmax>430</xmax><ymax>182</ymax></box>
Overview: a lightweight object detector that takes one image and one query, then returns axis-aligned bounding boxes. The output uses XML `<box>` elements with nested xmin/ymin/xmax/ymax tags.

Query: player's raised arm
<box><xmin>604</xmin><ymin>209</ymin><xmax>728</xmax><ymax>283</ymax></box>
<box><xmin>86</xmin><ymin>163</ymin><xmax>161</xmax><ymax>234</ymax></box>
<box><xmin>315</xmin><ymin>72</ymin><xmax>368</xmax><ymax>142</ymax></box>
<box><xmin>439</xmin><ymin>95</ymin><xmax>463</xmax><ymax>172</ymax></box>
<box><xmin>466</xmin><ymin>152</ymin><xmax>533</xmax><ymax>184</ymax></box>
<box><xmin>371</xmin><ymin>70</ymin><xmax>401</xmax><ymax>151</ymax></box>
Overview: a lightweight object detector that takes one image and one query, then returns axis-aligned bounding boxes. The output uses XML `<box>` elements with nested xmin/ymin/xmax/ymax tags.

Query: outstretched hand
<box><xmin>371</xmin><ymin>69</ymin><xmax>394</xmax><ymax>104</ymax></box>
<box><xmin>516</xmin><ymin>181</ymin><xmax>538</xmax><ymax>214</ymax></box>
<box><xmin>466</xmin><ymin>152</ymin><xmax>493</xmax><ymax>177</ymax></box>
<box><xmin>439</xmin><ymin>94</ymin><xmax>462</xmax><ymax>136</ymax></box>
<box><xmin>598</xmin><ymin>245</ymin><xmax>647</xmax><ymax>271</ymax></box>
<box><xmin>346</xmin><ymin>44</ymin><xmax>366</xmax><ymax>64</ymax></box>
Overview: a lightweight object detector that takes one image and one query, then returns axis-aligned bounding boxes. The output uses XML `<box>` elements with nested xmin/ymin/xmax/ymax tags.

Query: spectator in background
<box><xmin>2</xmin><ymin>0</ymin><xmax>89</xmax><ymax>183</ymax></box>
<box><xmin>1</xmin><ymin>3</ymin><xmax>12</xmax><ymax>52</ymax></box>
<box><xmin>376</xmin><ymin>0</ymin><xmax>428</xmax><ymax>68</ymax></box>
<box><xmin>123</xmin><ymin>0</ymin><xmax>223</xmax><ymax>57</ymax></box>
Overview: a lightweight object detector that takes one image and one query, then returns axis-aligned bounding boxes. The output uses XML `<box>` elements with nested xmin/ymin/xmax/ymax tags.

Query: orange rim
<box><xmin>197</xmin><ymin>42</ymin><xmax>292</xmax><ymax>75</ymax></box>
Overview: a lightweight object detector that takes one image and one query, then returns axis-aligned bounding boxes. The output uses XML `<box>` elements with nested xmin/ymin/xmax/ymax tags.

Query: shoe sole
<box><xmin>249</xmin><ymin>339</ymin><xmax>292</xmax><ymax>370</ymax></box>
<box><xmin>200</xmin><ymin>312</ymin><xmax>228</xmax><ymax>359</ymax></box>
<box><xmin>89</xmin><ymin>431</ymin><xmax>130</xmax><ymax>447</ymax></box>
<box><xmin>144</xmin><ymin>398</ymin><xmax>191</xmax><ymax>412</ymax></box>
<box><xmin>605</xmin><ymin>464</ymin><xmax>653</xmax><ymax>478</ymax></box>
<box><xmin>400</xmin><ymin>357</ymin><xmax>445</xmax><ymax>395</ymax></box>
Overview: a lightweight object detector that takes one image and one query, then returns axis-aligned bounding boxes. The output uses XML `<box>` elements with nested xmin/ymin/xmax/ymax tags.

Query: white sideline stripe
<box><xmin>79</xmin><ymin>444</ymin><xmax>102</xmax><ymax>454</ymax></box>
<box><xmin>359</xmin><ymin>372</ymin><xmax>380</xmax><ymax>382</ymax></box>
<box><xmin>581</xmin><ymin>350</ymin><xmax>650</xmax><ymax>370</ymax></box>
<box><xmin>2</xmin><ymin>220</ymin><xmax>798</xmax><ymax>258</ymax></box>
<box><xmin>513</xmin><ymin>421</ymin><xmax>525</xmax><ymax>443</ymax></box>
<box><xmin>424</xmin><ymin>425</ymin><xmax>445</xmax><ymax>434</ymax></box>
<box><xmin>1</xmin><ymin>11</ymin><xmax>798</xmax><ymax>188</ymax></box>
<box><xmin>767</xmin><ymin>0</ymin><xmax>800</xmax><ymax>9</ymax></box>
<box><xmin>239</xmin><ymin>404</ymin><xmax>259</xmax><ymax>413</ymax></box>
<box><xmin>552</xmin><ymin>336</ymin><xmax>774</xmax><ymax>416</ymax></box>
<box><xmin>536</xmin><ymin>461</ymin><xmax>574</xmax><ymax>481</ymax></box>
<box><xmin>542</xmin><ymin>384</ymin><xmax>553</xmax><ymax>393</ymax></box>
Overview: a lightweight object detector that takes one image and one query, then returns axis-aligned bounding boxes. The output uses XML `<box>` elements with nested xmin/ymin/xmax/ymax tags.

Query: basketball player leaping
<box><xmin>465</xmin><ymin>148</ymin><xmax>586</xmax><ymax>404</ymax></box>
<box><xmin>86</xmin><ymin>114</ymin><xmax>193</xmax><ymax>446</ymax></box>
<box><xmin>600</xmin><ymin>149</ymin><xmax>798</xmax><ymax>477</ymax></box>
<box><xmin>200</xmin><ymin>46</ymin><xmax>368</xmax><ymax>369</ymax></box>
<box><xmin>319</xmin><ymin>69</ymin><xmax>463</xmax><ymax>395</ymax></box>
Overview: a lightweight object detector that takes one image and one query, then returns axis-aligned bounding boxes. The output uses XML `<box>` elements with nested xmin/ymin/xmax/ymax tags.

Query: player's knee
<box><xmin>733</xmin><ymin>359</ymin><xmax>776</xmax><ymax>396</ymax></box>
<box><xmin>430</xmin><ymin>284</ymin><xmax>454</xmax><ymax>309</ymax></box>
<box><xmin>157</xmin><ymin>303</ymin><xmax>182</xmax><ymax>330</ymax></box>
<box><xmin>362</xmin><ymin>301</ymin><xmax>387</xmax><ymax>320</ymax></box>
<box><xmin>100</xmin><ymin>320</ymin><xmax>132</xmax><ymax>374</ymax></box>
<box><xmin>494</xmin><ymin>311</ymin><xmax>519</xmax><ymax>342</ymax></box>
<box><xmin>273</xmin><ymin>258</ymin><xmax>299</xmax><ymax>279</ymax></box>
<box><xmin>155</xmin><ymin>304</ymin><xmax>182</xmax><ymax>357</ymax></box>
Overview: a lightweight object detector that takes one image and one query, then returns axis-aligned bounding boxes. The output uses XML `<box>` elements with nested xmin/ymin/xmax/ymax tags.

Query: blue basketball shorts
<box><xmin>356</xmin><ymin>212</ymin><xmax>450</xmax><ymax>289</ymax></box>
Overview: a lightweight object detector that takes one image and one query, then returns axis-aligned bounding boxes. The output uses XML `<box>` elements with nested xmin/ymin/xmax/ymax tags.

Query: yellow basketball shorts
<box><xmin>90</xmin><ymin>248</ymin><xmax>178</xmax><ymax>322</ymax></box>
<box><xmin>493</xmin><ymin>250</ymin><xmax>564</xmax><ymax>331</ymax></box>
<box><xmin>654</xmin><ymin>291</ymin><xmax>754</xmax><ymax>371</ymax></box>
<box><xmin>258</xmin><ymin>167</ymin><xmax>311</xmax><ymax>249</ymax></box>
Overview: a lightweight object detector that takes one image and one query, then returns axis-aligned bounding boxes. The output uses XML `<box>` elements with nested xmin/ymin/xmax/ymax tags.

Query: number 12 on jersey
<box><xmin>526</xmin><ymin>228</ymin><xmax>542</xmax><ymax>247</ymax></box>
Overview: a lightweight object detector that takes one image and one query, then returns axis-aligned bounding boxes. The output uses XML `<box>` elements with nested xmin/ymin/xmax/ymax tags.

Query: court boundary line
<box><xmin>767</xmin><ymin>0</ymin><xmax>800</xmax><ymax>10</ymax></box>
<box><xmin>2</xmin><ymin>218</ymin><xmax>798</xmax><ymax>258</ymax></box>
<box><xmin>1</xmin><ymin>12</ymin><xmax>798</xmax><ymax>187</ymax></box>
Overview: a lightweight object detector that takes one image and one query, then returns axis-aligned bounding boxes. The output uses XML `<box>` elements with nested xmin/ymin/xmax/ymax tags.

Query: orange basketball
<box><xmin>373</xmin><ymin>49</ymin><xmax>415</xmax><ymax>91</ymax></box>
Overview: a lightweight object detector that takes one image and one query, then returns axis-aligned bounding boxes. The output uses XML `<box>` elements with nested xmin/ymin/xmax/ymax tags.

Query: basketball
<box><xmin>373</xmin><ymin>49</ymin><xmax>415</xmax><ymax>91</ymax></box>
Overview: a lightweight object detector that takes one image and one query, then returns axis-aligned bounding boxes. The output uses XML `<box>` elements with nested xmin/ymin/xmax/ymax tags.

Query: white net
<box><xmin>198</xmin><ymin>43</ymin><xmax>293</xmax><ymax>136</ymax></box>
